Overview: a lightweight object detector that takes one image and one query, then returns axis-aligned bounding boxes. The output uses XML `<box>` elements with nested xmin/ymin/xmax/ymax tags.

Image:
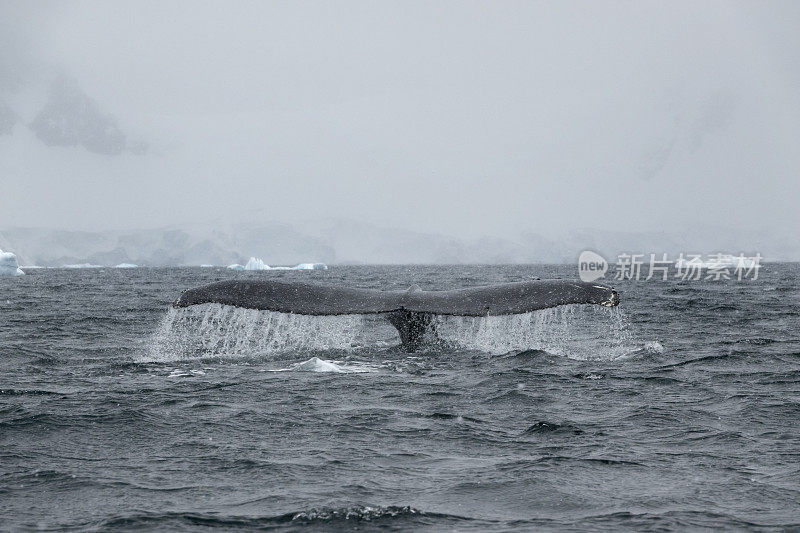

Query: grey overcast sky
<box><xmin>1</xmin><ymin>0</ymin><xmax>798</xmax><ymax>238</ymax></box>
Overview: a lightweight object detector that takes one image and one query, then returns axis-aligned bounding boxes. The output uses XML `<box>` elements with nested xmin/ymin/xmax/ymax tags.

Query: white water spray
<box><xmin>432</xmin><ymin>304</ymin><xmax>634</xmax><ymax>359</ymax></box>
<box><xmin>143</xmin><ymin>303</ymin><xmax>638</xmax><ymax>362</ymax></box>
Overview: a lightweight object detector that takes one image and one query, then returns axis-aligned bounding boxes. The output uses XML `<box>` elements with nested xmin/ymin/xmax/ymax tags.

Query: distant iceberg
<box><xmin>227</xmin><ymin>264</ymin><xmax>245</xmax><ymax>270</ymax></box>
<box><xmin>63</xmin><ymin>263</ymin><xmax>103</xmax><ymax>268</ymax></box>
<box><xmin>293</xmin><ymin>263</ymin><xmax>328</xmax><ymax>270</ymax></box>
<box><xmin>244</xmin><ymin>257</ymin><xmax>269</xmax><ymax>270</ymax></box>
<box><xmin>115</xmin><ymin>263</ymin><xmax>138</xmax><ymax>268</ymax></box>
<box><xmin>236</xmin><ymin>257</ymin><xmax>328</xmax><ymax>271</ymax></box>
<box><xmin>0</xmin><ymin>248</ymin><xmax>25</xmax><ymax>276</ymax></box>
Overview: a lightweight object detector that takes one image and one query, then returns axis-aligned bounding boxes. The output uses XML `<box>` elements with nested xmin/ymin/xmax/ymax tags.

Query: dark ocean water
<box><xmin>1</xmin><ymin>264</ymin><xmax>799</xmax><ymax>531</ymax></box>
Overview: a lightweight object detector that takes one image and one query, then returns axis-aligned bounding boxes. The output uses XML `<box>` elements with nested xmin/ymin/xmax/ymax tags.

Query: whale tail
<box><xmin>173</xmin><ymin>279</ymin><xmax>619</xmax><ymax>351</ymax></box>
<box><xmin>386</xmin><ymin>309</ymin><xmax>435</xmax><ymax>351</ymax></box>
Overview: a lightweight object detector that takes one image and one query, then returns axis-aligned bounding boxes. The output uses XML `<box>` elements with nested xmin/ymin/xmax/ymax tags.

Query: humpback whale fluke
<box><xmin>173</xmin><ymin>279</ymin><xmax>619</xmax><ymax>351</ymax></box>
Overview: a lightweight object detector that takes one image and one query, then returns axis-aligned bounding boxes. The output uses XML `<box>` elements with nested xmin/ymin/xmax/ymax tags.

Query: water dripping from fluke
<box><xmin>142</xmin><ymin>303</ymin><xmax>641</xmax><ymax>362</ymax></box>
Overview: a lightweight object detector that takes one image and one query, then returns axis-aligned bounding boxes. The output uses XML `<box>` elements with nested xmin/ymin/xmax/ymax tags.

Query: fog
<box><xmin>1</xmin><ymin>1</ymin><xmax>799</xmax><ymax>245</ymax></box>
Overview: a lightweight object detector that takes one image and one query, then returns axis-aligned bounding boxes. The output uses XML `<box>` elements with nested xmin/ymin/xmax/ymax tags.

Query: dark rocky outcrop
<box><xmin>29</xmin><ymin>76</ymin><xmax>129</xmax><ymax>155</ymax></box>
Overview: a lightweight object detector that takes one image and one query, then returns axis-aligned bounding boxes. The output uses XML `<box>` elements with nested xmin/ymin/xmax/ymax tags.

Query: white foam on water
<box><xmin>167</xmin><ymin>368</ymin><xmax>206</xmax><ymax>378</ymax></box>
<box><xmin>643</xmin><ymin>341</ymin><xmax>665</xmax><ymax>354</ymax></box>
<box><xmin>293</xmin><ymin>357</ymin><xmax>343</xmax><ymax>372</ymax></box>
<box><xmin>266</xmin><ymin>357</ymin><xmax>375</xmax><ymax>373</ymax></box>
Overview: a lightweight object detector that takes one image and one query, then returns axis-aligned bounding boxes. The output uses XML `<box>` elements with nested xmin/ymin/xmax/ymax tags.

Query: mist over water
<box><xmin>1</xmin><ymin>2</ymin><xmax>799</xmax><ymax>245</ymax></box>
<box><xmin>2</xmin><ymin>264</ymin><xmax>799</xmax><ymax>530</ymax></box>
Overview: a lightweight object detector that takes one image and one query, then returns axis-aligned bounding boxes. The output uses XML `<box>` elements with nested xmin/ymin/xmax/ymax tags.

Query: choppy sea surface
<box><xmin>1</xmin><ymin>264</ymin><xmax>799</xmax><ymax>531</ymax></box>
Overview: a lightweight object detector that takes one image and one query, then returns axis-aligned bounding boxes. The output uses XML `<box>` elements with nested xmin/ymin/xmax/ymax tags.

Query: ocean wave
<box><xmin>522</xmin><ymin>421</ymin><xmax>584</xmax><ymax>436</ymax></box>
<box><xmin>290</xmin><ymin>505</ymin><xmax>423</xmax><ymax>522</ymax></box>
<box><xmin>86</xmin><ymin>506</ymin><xmax>475</xmax><ymax>531</ymax></box>
<box><xmin>422</xmin><ymin>412</ymin><xmax>485</xmax><ymax>424</ymax></box>
<box><xmin>0</xmin><ymin>407</ymin><xmax>159</xmax><ymax>430</ymax></box>
<box><xmin>532</xmin><ymin>456</ymin><xmax>644</xmax><ymax>467</ymax></box>
<box><xmin>572</xmin><ymin>510</ymin><xmax>798</xmax><ymax>530</ymax></box>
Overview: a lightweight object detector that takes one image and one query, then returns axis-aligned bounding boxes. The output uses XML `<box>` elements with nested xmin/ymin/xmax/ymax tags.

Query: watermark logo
<box><xmin>578</xmin><ymin>250</ymin><xmax>608</xmax><ymax>282</ymax></box>
<box><xmin>577</xmin><ymin>252</ymin><xmax>762</xmax><ymax>282</ymax></box>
